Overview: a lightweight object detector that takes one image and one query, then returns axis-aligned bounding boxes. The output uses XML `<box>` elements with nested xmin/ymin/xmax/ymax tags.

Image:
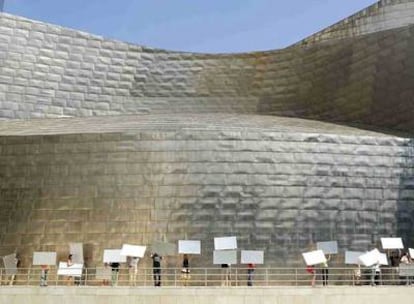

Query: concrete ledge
<box><xmin>1</xmin><ymin>286</ymin><xmax>414</xmax><ymax>304</ymax></box>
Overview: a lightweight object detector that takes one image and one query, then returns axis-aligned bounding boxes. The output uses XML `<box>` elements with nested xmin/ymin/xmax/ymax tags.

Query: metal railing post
<box><xmin>235</xmin><ymin>267</ymin><xmax>238</xmax><ymax>286</ymax></box>
<box><xmin>84</xmin><ymin>267</ymin><xmax>87</xmax><ymax>286</ymax></box>
<box><xmin>266</xmin><ymin>268</ymin><xmax>269</xmax><ymax>286</ymax></box>
<box><xmin>295</xmin><ymin>268</ymin><xmax>298</xmax><ymax>286</ymax></box>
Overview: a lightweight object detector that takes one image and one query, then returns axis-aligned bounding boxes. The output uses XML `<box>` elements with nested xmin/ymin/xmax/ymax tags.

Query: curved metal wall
<box><xmin>1</xmin><ymin>2</ymin><xmax>414</xmax><ymax>134</ymax></box>
<box><xmin>0</xmin><ymin>116</ymin><xmax>413</xmax><ymax>267</ymax></box>
<box><xmin>0</xmin><ymin>1</ymin><xmax>414</xmax><ymax>268</ymax></box>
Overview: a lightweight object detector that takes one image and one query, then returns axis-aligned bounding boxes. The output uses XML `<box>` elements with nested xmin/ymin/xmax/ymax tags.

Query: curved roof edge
<box><xmin>293</xmin><ymin>0</ymin><xmax>414</xmax><ymax>47</ymax></box>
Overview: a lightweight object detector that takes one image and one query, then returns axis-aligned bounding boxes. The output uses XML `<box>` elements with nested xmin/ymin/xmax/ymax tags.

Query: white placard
<box><xmin>2</xmin><ymin>254</ymin><xmax>18</xmax><ymax>275</ymax></box>
<box><xmin>95</xmin><ymin>267</ymin><xmax>112</xmax><ymax>280</ymax></box>
<box><xmin>317</xmin><ymin>241</ymin><xmax>338</xmax><ymax>254</ymax></box>
<box><xmin>103</xmin><ymin>249</ymin><xmax>127</xmax><ymax>263</ymax></box>
<box><xmin>358</xmin><ymin>249</ymin><xmax>381</xmax><ymax>267</ymax></box>
<box><xmin>57</xmin><ymin>262</ymin><xmax>83</xmax><ymax>277</ymax></box>
<box><xmin>241</xmin><ymin>250</ymin><xmax>264</xmax><ymax>264</ymax></box>
<box><xmin>302</xmin><ymin>250</ymin><xmax>327</xmax><ymax>266</ymax></box>
<box><xmin>121</xmin><ymin>244</ymin><xmax>146</xmax><ymax>258</ymax></box>
<box><xmin>378</xmin><ymin>253</ymin><xmax>389</xmax><ymax>266</ymax></box>
<box><xmin>69</xmin><ymin>242</ymin><xmax>84</xmax><ymax>264</ymax></box>
<box><xmin>213</xmin><ymin>250</ymin><xmax>237</xmax><ymax>265</ymax></box>
<box><xmin>381</xmin><ymin>238</ymin><xmax>404</xmax><ymax>249</ymax></box>
<box><xmin>178</xmin><ymin>240</ymin><xmax>201</xmax><ymax>254</ymax></box>
<box><xmin>214</xmin><ymin>236</ymin><xmax>237</xmax><ymax>250</ymax></box>
<box><xmin>409</xmin><ymin>248</ymin><xmax>414</xmax><ymax>258</ymax></box>
<box><xmin>151</xmin><ymin>242</ymin><xmax>177</xmax><ymax>256</ymax></box>
<box><xmin>345</xmin><ymin>251</ymin><xmax>365</xmax><ymax>265</ymax></box>
<box><xmin>33</xmin><ymin>252</ymin><xmax>57</xmax><ymax>266</ymax></box>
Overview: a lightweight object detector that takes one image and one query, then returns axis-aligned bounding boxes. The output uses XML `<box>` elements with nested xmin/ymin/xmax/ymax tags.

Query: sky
<box><xmin>2</xmin><ymin>0</ymin><xmax>379</xmax><ymax>53</ymax></box>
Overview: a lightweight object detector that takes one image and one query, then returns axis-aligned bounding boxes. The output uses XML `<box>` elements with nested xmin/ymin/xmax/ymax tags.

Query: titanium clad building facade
<box><xmin>0</xmin><ymin>0</ymin><xmax>413</xmax><ymax>267</ymax></box>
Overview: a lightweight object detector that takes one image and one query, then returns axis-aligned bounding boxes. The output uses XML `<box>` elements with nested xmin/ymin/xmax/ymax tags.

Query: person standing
<box><xmin>306</xmin><ymin>265</ymin><xmax>316</xmax><ymax>287</ymax></box>
<box><xmin>151</xmin><ymin>253</ymin><xmax>162</xmax><ymax>287</ymax></box>
<box><xmin>247</xmin><ymin>263</ymin><xmax>255</xmax><ymax>286</ymax></box>
<box><xmin>109</xmin><ymin>262</ymin><xmax>120</xmax><ymax>286</ymax></box>
<box><xmin>400</xmin><ymin>252</ymin><xmax>412</xmax><ymax>285</ymax></box>
<box><xmin>66</xmin><ymin>254</ymin><xmax>74</xmax><ymax>286</ymax></box>
<box><xmin>102</xmin><ymin>263</ymin><xmax>110</xmax><ymax>286</ymax></box>
<box><xmin>321</xmin><ymin>255</ymin><xmax>331</xmax><ymax>286</ymax></box>
<box><xmin>181</xmin><ymin>254</ymin><xmax>190</xmax><ymax>286</ymax></box>
<box><xmin>8</xmin><ymin>254</ymin><xmax>20</xmax><ymax>286</ymax></box>
<box><xmin>127</xmin><ymin>256</ymin><xmax>139</xmax><ymax>286</ymax></box>
<box><xmin>221</xmin><ymin>264</ymin><xmax>231</xmax><ymax>286</ymax></box>
<box><xmin>40</xmin><ymin>265</ymin><xmax>49</xmax><ymax>287</ymax></box>
<box><xmin>371</xmin><ymin>263</ymin><xmax>381</xmax><ymax>286</ymax></box>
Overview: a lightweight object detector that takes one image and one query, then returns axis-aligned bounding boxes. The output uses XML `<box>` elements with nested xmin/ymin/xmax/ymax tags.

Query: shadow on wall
<box><xmin>397</xmin><ymin>138</ymin><xmax>414</xmax><ymax>249</ymax></box>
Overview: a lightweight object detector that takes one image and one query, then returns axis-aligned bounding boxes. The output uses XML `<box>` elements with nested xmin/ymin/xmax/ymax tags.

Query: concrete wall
<box><xmin>1</xmin><ymin>287</ymin><xmax>414</xmax><ymax>304</ymax></box>
<box><xmin>0</xmin><ymin>115</ymin><xmax>413</xmax><ymax>267</ymax></box>
<box><xmin>1</xmin><ymin>1</ymin><xmax>414</xmax><ymax>134</ymax></box>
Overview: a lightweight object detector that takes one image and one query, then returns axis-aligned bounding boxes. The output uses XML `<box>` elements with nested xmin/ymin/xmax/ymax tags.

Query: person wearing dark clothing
<box><xmin>247</xmin><ymin>263</ymin><xmax>255</xmax><ymax>286</ymax></box>
<box><xmin>151</xmin><ymin>253</ymin><xmax>162</xmax><ymax>287</ymax></box>
<box><xmin>181</xmin><ymin>254</ymin><xmax>190</xmax><ymax>286</ymax></box>
<box><xmin>109</xmin><ymin>262</ymin><xmax>120</xmax><ymax>286</ymax></box>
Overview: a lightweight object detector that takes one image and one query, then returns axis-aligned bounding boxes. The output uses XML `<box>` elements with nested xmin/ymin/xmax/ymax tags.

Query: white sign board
<box><xmin>151</xmin><ymin>242</ymin><xmax>177</xmax><ymax>256</ymax></box>
<box><xmin>213</xmin><ymin>250</ymin><xmax>237</xmax><ymax>265</ymax></box>
<box><xmin>302</xmin><ymin>250</ymin><xmax>327</xmax><ymax>266</ymax></box>
<box><xmin>103</xmin><ymin>249</ymin><xmax>127</xmax><ymax>263</ymax></box>
<box><xmin>121</xmin><ymin>244</ymin><xmax>146</xmax><ymax>258</ymax></box>
<box><xmin>69</xmin><ymin>242</ymin><xmax>84</xmax><ymax>264</ymax></box>
<box><xmin>409</xmin><ymin>248</ymin><xmax>414</xmax><ymax>258</ymax></box>
<box><xmin>57</xmin><ymin>262</ymin><xmax>83</xmax><ymax>277</ymax></box>
<box><xmin>33</xmin><ymin>252</ymin><xmax>57</xmax><ymax>266</ymax></box>
<box><xmin>178</xmin><ymin>240</ymin><xmax>201</xmax><ymax>254</ymax></box>
<box><xmin>95</xmin><ymin>267</ymin><xmax>112</xmax><ymax>280</ymax></box>
<box><xmin>345</xmin><ymin>251</ymin><xmax>365</xmax><ymax>265</ymax></box>
<box><xmin>317</xmin><ymin>241</ymin><xmax>338</xmax><ymax>254</ymax></box>
<box><xmin>381</xmin><ymin>238</ymin><xmax>404</xmax><ymax>249</ymax></box>
<box><xmin>378</xmin><ymin>253</ymin><xmax>389</xmax><ymax>266</ymax></box>
<box><xmin>241</xmin><ymin>250</ymin><xmax>264</xmax><ymax>264</ymax></box>
<box><xmin>2</xmin><ymin>254</ymin><xmax>18</xmax><ymax>275</ymax></box>
<box><xmin>214</xmin><ymin>236</ymin><xmax>237</xmax><ymax>250</ymax></box>
<box><xmin>358</xmin><ymin>249</ymin><xmax>381</xmax><ymax>267</ymax></box>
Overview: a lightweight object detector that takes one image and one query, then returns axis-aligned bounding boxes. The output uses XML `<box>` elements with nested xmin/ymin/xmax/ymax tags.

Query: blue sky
<box><xmin>3</xmin><ymin>0</ymin><xmax>378</xmax><ymax>53</ymax></box>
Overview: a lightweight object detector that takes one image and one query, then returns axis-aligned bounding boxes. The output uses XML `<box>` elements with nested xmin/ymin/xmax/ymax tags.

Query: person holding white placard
<box><xmin>102</xmin><ymin>263</ymin><xmax>110</xmax><ymax>286</ymax></box>
<box><xmin>371</xmin><ymin>263</ymin><xmax>381</xmax><ymax>286</ymax></box>
<box><xmin>8</xmin><ymin>254</ymin><xmax>20</xmax><ymax>286</ymax></box>
<box><xmin>40</xmin><ymin>265</ymin><xmax>49</xmax><ymax>287</ymax></box>
<box><xmin>127</xmin><ymin>256</ymin><xmax>139</xmax><ymax>286</ymax></box>
<box><xmin>321</xmin><ymin>255</ymin><xmax>331</xmax><ymax>286</ymax></box>
<box><xmin>221</xmin><ymin>264</ymin><xmax>231</xmax><ymax>286</ymax></box>
<box><xmin>247</xmin><ymin>263</ymin><xmax>255</xmax><ymax>286</ymax></box>
<box><xmin>66</xmin><ymin>254</ymin><xmax>74</xmax><ymax>286</ymax></box>
<box><xmin>353</xmin><ymin>265</ymin><xmax>362</xmax><ymax>286</ymax></box>
<box><xmin>306</xmin><ymin>265</ymin><xmax>316</xmax><ymax>287</ymax></box>
<box><xmin>151</xmin><ymin>253</ymin><xmax>162</xmax><ymax>287</ymax></box>
<box><xmin>109</xmin><ymin>262</ymin><xmax>120</xmax><ymax>286</ymax></box>
<box><xmin>400</xmin><ymin>252</ymin><xmax>412</xmax><ymax>285</ymax></box>
<box><xmin>181</xmin><ymin>254</ymin><xmax>190</xmax><ymax>286</ymax></box>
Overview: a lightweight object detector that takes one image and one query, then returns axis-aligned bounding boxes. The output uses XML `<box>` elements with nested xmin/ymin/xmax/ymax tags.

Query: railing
<box><xmin>0</xmin><ymin>267</ymin><xmax>413</xmax><ymax>287</ymax></box>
